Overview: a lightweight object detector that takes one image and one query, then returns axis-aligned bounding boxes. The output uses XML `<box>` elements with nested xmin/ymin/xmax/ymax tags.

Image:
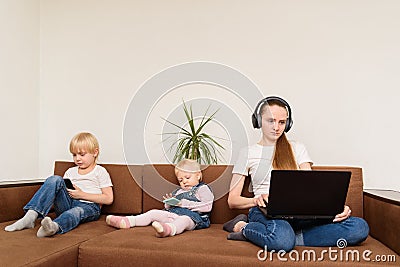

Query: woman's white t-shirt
<box><xmin>232</xmin><ymin>141</ymin><xmax>313</xmax><ymax>197</ymax></box>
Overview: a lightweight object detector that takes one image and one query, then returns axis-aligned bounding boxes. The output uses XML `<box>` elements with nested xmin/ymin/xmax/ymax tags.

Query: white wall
<box><xmin>4</xmin><ymin>1</ymin><xmax>400</xmax><ymax>191</ymax></box>
<box><xmin>0</xmin><ymin>0</ymin><xmax>40</xmax><ymax>183</ymax></box>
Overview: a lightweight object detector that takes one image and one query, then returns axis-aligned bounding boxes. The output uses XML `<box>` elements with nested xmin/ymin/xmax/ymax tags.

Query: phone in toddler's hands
<box><xmin>64</xmin><ymin>179</ymin><xmax>74</xmax><ymax>190</ymax></box>
<box><xmin>163</xmin><ymin>197</ymin><xmax>180</xmax><ymax>206</ymax></box>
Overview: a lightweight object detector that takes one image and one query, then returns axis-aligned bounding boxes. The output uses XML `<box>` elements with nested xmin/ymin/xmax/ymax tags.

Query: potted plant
<box><xmin>162</xmin><ymin>100</ymin><xmax>225</xmax><ymax>164</ymax></box>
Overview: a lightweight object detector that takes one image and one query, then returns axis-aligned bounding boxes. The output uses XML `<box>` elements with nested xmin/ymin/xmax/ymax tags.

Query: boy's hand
<box><xmin>67</xmin><ymin>185</ymin><xmax>83</xmax><ymax>199</ymax></box>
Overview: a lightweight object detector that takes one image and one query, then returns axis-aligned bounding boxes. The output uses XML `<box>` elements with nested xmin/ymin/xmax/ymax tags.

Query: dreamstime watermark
<box><xmin>257</xmin><ymin>238</ymin><xmax>397</xmax><ymax>263</ymax></box>
<box><xmin>123</xmin><ymin>61</ymin><xmax>264</xmax><ymax>201</ymax></box>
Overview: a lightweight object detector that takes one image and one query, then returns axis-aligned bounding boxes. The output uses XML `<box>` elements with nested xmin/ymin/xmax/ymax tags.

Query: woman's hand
<box><xmin>254</xmin><ymin>194</ymin><xmax>269</xmax><ymax>207</ymax></box>
<box><xmin>333</xmin><ymin>205</ymin><xmax>351</xmax><ymax>222</ymax></box>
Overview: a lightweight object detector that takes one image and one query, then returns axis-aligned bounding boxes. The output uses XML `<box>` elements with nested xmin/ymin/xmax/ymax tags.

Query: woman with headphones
<box><xmin>223</xmin><ymin>96</ymin><xmax>369</xmax><ymax>252</ymax></box>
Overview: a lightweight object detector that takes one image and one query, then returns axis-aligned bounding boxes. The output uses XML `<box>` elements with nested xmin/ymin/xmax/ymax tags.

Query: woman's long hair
<box><xmin>273</xmin><ymin>133</ymin><xmax>297</xmax><ymax>170</ymax></box>
<box><xmin>260</xmin><ymin>99</ymin><xmax>298</xmax><ymax>170</ymax></box>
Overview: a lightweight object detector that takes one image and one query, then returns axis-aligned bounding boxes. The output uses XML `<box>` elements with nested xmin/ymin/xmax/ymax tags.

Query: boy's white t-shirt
<box><xmin>63</xmin><ymin>165</ymin><xmax>112</xmax><ymax>202</ymax></box>
<box><xmin>232</xmin><ymin>141</ymin><xmax>313</xmax><ymax>197</ymax></box>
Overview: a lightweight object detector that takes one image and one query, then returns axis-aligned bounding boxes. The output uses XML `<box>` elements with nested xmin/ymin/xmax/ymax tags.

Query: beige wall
<box><xmin>2</xmin><ymin>1</ymin><xmax>400</xmax><ymax>191</ymax></box>
<box><xmin>0</xmin><ymin>0</ymin><xmax>40</xmax><ymax>182</ymax></box>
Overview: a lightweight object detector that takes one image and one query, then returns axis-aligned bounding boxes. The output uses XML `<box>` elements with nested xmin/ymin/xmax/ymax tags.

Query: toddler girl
<box><xmin>106</xmin><ymin>159</ymin><xmax>214</xmax><ymax>237</ymax></box>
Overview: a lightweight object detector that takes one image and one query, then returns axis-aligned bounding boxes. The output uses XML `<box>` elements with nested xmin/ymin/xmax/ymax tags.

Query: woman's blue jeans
<box><xmin>23</xmin><ymin>175</ymin><xmax>101</xmax><ymax>234</ymax></box>
<box><xmin>243</xmin><ymin>207</ymin><xmax>369</xmax><ymax>252</ymax></box>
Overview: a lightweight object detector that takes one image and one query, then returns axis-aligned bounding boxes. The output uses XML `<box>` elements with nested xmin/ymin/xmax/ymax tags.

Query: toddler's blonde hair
<box><xmin>175</xmin><ymin>159</ymin><xmax>202</xmax><ymax>180</ymax></box>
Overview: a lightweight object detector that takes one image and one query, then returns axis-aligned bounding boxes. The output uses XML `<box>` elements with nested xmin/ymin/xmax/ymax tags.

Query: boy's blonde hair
<box><xmin>69</xmin><ymin>132</ymin><xmax>100</xmax><ymax>161</ymax></box>
<box><xmin>175</xmin><ymin>159</ymin><xmax>202</xmax><ymax>180</ymax></box>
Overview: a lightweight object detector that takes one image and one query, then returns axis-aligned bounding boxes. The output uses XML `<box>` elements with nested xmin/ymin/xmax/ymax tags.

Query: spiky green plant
<box><xmin>162</xmin><ymin>101</ymin><xmax>225</xmax><ymax>164</ymax></box>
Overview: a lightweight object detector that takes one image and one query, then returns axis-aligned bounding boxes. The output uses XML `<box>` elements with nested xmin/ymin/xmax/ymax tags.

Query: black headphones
<box><xmin>251</xmin><ymin>96</ymin><xmax>293</xmax><ymax>132</ymax></box>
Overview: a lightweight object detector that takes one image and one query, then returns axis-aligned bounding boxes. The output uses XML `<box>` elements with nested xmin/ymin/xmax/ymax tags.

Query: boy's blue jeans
<box><xmin>24</xmin><ymin>175</ymin><xmax>101</xmax><ymax>234</ymax></box>
<box><xmin>243</xmin><ymin>207</ymin><xmax>369</xmax><ymax>252</ymax></box>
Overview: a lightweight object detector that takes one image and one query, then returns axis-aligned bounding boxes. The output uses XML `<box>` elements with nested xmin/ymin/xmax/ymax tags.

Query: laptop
<box><xmin>263</xmin><ymin>170</ymin><xmax>351</xmax><ymax>220</ymax></box>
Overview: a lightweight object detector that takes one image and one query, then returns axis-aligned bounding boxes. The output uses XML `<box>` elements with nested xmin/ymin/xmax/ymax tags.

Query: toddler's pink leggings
<box><xmin>135</xmin><ymin>209</ymin><xmax>195</xmax><ymax>235</ymax></box>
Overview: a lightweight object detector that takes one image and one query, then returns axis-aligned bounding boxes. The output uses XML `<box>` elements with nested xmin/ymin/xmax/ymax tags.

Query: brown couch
<box><xmin>0</xmin><ymin>162</ymin><xmax>398</xmax><ymax>266</ymax></box>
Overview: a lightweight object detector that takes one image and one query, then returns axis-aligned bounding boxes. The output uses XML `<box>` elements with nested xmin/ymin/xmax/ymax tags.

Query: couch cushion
<box><xmin>54</xmin><ymin>161</ymin><xmax>143</xmax><ymax>215</ymax></box>
<box><xmin>0</xmin><ymin>215</ymin><xmax>115</xmax><ymax>267</ymax></box>
<box><xmin>78</xmin><ymin>225</ymin><xmax>398</xmax><ymax>266</ymax></box>
<box><xmin>100</xmin><ymin>164</ymin><xmax>143</xmax><ymax>215</ymax></box>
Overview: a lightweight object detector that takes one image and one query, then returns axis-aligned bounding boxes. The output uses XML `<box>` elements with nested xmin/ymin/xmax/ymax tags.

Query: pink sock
<box><xmin>152</xmin><ymin>221</ymin><xmax>175</xmax><ymax>237</ymax></box>
<box><xmin>106</xmin><ymin>215</ymin><xmax>132</xmax><ymax>229</ymax></box>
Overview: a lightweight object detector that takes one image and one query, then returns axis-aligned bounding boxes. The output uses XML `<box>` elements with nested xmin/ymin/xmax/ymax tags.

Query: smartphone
<box><xmin>64</xmin><ymin>178</ymin><xmax>74</xmax><ymax>190</ymax></box>
<box><xmin>163</xmin><ymin>197</ymin><xmax>180</xmax><ymax>206</ymax></box>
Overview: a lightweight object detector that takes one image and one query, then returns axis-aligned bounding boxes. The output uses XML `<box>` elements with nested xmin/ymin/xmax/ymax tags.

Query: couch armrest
<box><xmin>363</xmin><ymin>189</ymin><xmax>400</xmax><ymax>255</ymax></box>
<box><xmin>0</xmin><ymin>183</ymin><xmax>42</xmax><ymax>223</ymax></box>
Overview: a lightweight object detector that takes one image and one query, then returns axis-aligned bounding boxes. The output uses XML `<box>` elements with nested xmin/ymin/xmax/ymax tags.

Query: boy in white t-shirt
<box><xmin>5</xmin><ymin>132</ymin><xmax>113</xmax><ymax>237</ymax></box>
